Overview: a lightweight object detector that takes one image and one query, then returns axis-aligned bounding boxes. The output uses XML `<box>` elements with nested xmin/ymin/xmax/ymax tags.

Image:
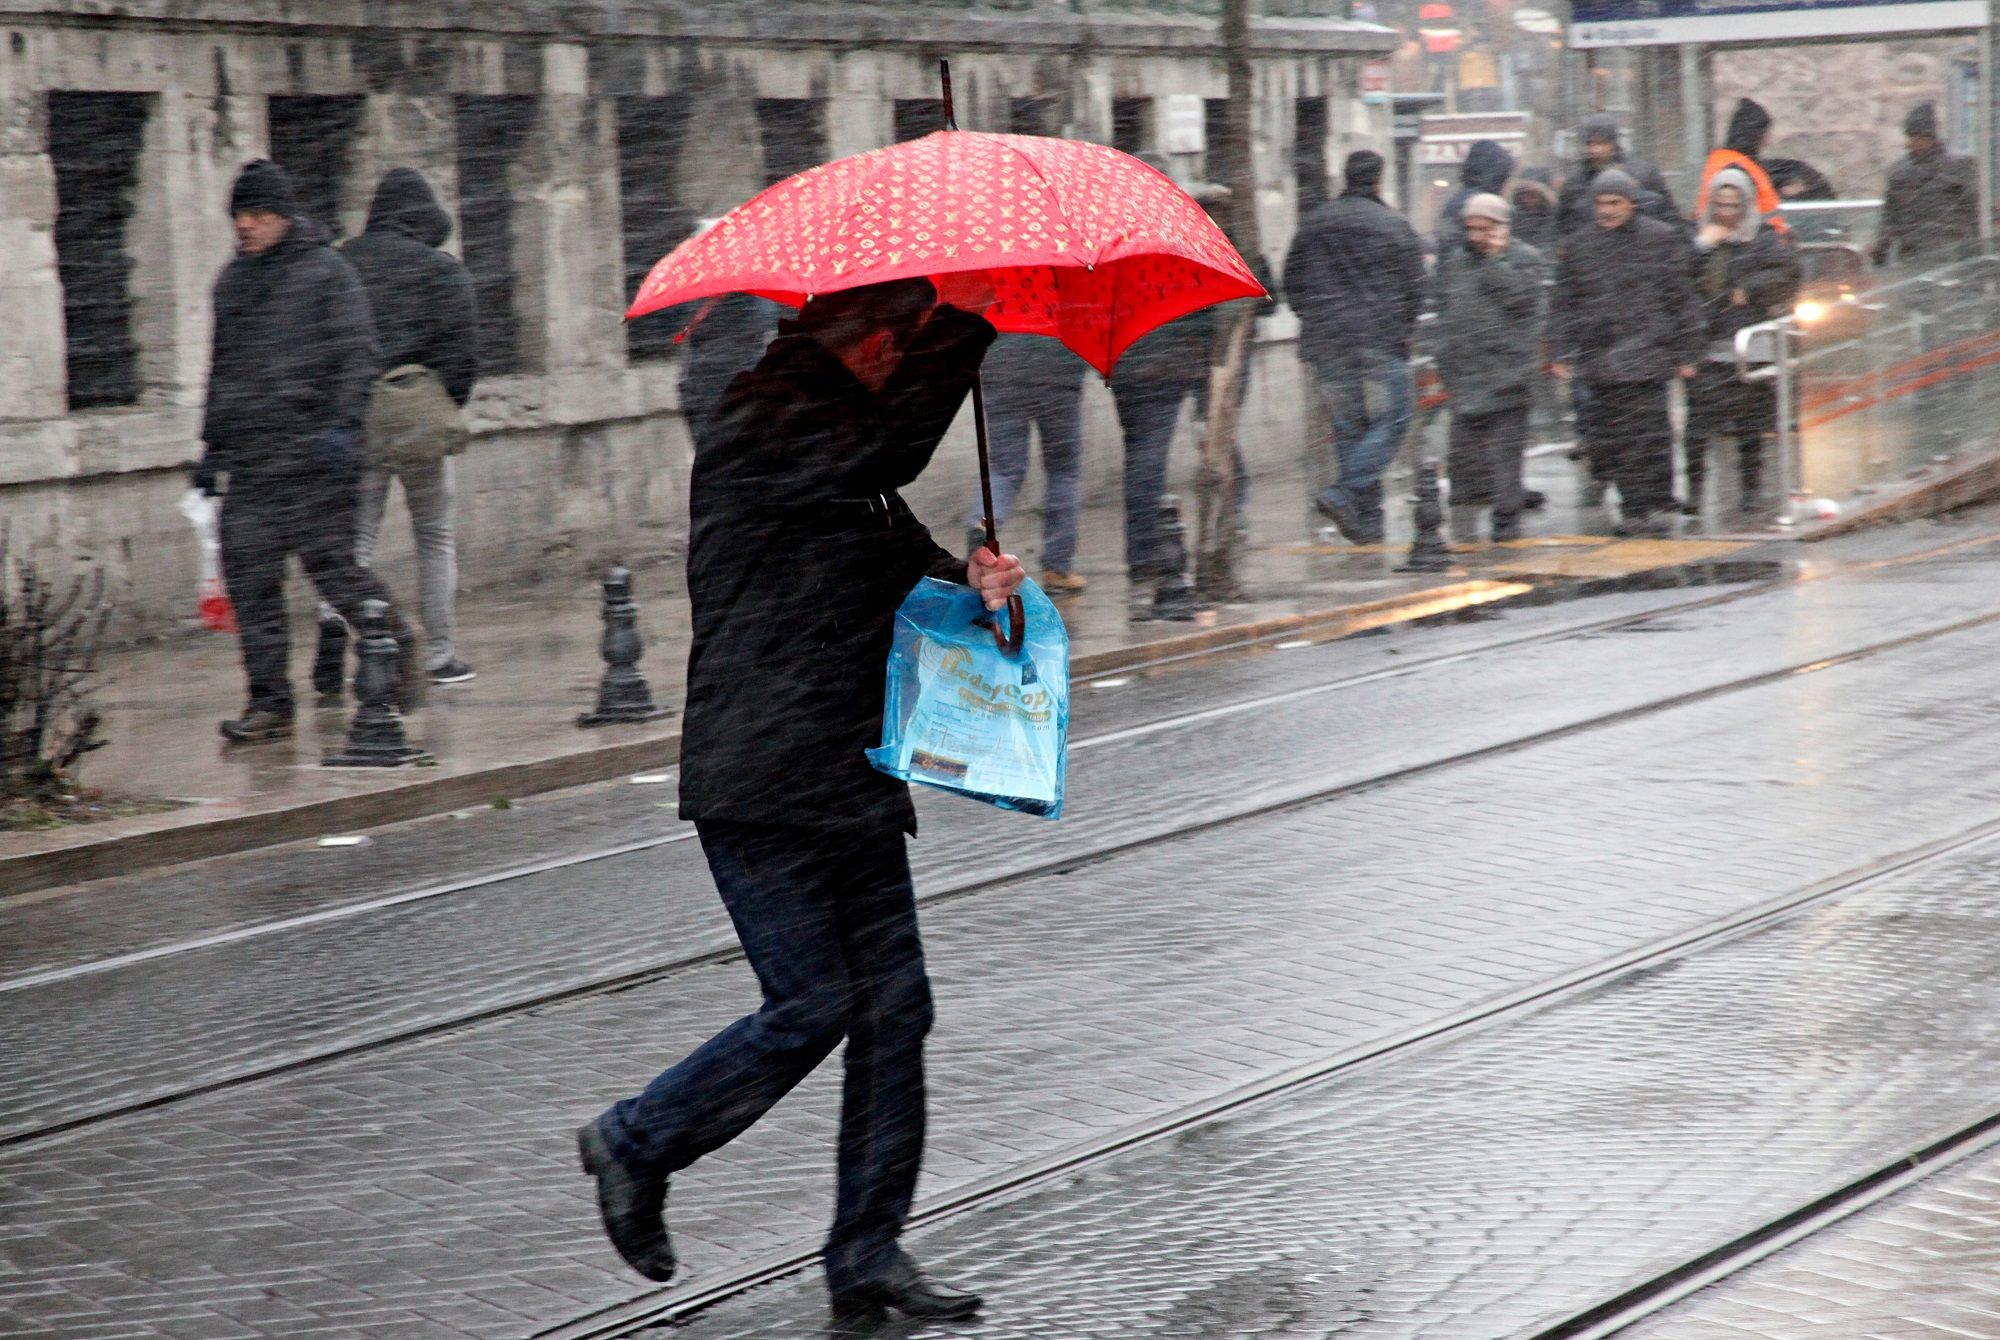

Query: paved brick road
<box><xmin>11</xmin><ymin>526</ymin><xmax>2000</xmax><ymax>1338</ymax></box>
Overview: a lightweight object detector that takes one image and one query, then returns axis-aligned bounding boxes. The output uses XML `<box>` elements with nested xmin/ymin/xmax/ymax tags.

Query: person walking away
<box><xmin>1686</xmin><ymin>169</ymin><xmax>1800</xmax><ymax>519</ymax></box>
<box><xmin>1556</xmin><ymin>116</ymin><xmax>1679</xmax><ymax>240</ymax></box>
<box><xmin>1110</xmin><ymin>295</ymin><xmax>1209</xmax><ymax>610</ymax></box>
<box><xmin>1873</xmin><ymin>103</ymin><xmax>1979</xmax><ymax>270</ymax></box>
<box><xmin>963</xmin><ymin>332</ymin><xmax>1088</xmax><ymax>593</ymax></box>
<box><xmin>1696</xmin><ymin>99</ymin><xmax>1790</xmax><ymax>240</ymax></box>
<box><xmin>316</xmin><ymin>168</ymin><xmax>481</xmax><ymax>689</ymax></box>
<box><xmin>1553</xmin><ymin>168</ymin><xmax>1705</xmax><ymax>537</ymax></box>
<box><xmin>576</xmin><ymin>276</ymin><xmax>1023</xmax><ymax>1324</ymax></box>
<box><xmin>1435</xmin><ymin>193</ymin><xmax>1546</xmax><ymax>543</ymax></box>
<box><xmin>1282</xmin><ymin>149</ymin><xmax>1426</xmax><ymax>545</ymax></box>
<box><xmin>191</xmin><ymin>159</ymin><xmax>423</xmax><ymax>743</ymax></box>
<box><xmin>1436</xmin><ymin>139</ymin><xmax>1515</xmax><ymax>257</ymax></box>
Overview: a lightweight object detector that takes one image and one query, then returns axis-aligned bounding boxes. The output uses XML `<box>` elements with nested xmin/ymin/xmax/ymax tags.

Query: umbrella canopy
<box><xmin>626</xmin><ymin>130</ymin><xmax>1266</xmax><ymax>377</ymax></box>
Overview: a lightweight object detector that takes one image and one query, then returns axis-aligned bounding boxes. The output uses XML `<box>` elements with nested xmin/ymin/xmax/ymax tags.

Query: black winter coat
<box><xmin>1874</xmin><ymin>146</ymin><xmax>1979</xmax><ymax>268</ymax></box>
<box><xmin>1556</xmin><ymin>152</ymin><xmax>1681</xmax><ymax>240</ymax></box>
<box><xmin>1283</xmin><ymin>190</ymin><xmax>1427</xmax><ymax>364</ymax></box>
<box><xmin>1435</xmin><ymin>238</ymin><xmax>1546</xmax><ymax>418</ymax></box>
<box><xmin>1555</xmin><ymin>215</ymin><xmax>1705</xmax><ymax>385</ymax></box>
<box><xmin>676</xmin><ymin>307</ymin><xmax>996</xmax><ymax>835</ymax></box>
<box><xmin>681</xmin><ymin>294</ymin><xmax>783</xmax><ymax>444</ymax></box>
<box><xmin>1693</xmin><ymin>228</ymin><xmax>1801</xmax><ymax>359</ymax></box>
<box><xmin>339</xmin><ymin>169</ymin><xmax>479</xmax><ymax>406</ymax></box>
<box><xmin>200</xmin><ymin>218</ymin><xmax>379</xmax><ymax>479</ymax></box>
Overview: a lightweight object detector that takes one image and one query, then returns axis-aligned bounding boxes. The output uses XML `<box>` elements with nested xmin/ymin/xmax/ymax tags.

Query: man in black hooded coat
<box><xmin>193</xmin><ymin>159</ymin><xmax>421</xmax><ymax>742</ymax></box>
<box><xmin>320</xmin><ymin>168</ymin><xmax>480</xmax><ymax>688</ymax></box>
<box><xmin>1436</xmin><ymin>139</ymin><xmax>1515</xmax><ymax>257</ymax></box>
<box><xmin>1557</xmin><ymin>115</ymin><xmax>1678</xmax><ymax>241</ymax></box>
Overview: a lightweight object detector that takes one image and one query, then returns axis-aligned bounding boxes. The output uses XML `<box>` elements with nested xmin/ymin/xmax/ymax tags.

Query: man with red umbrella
<box><xmin>578</xmin><ymin>275</ymin><xmax>1023</xmax><ymax>1323</ymax></box>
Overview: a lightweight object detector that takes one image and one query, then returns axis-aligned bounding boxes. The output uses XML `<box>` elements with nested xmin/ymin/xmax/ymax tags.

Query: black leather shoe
<box><xmin>830</xmin><ymin>1254</ymin><xmax>982</xmax><ymax>1323</ymax></box>
<box><xmin>576</xmin><ymin>1119</ymin><xmax>675</xmax><ymax>1283</ymax></box>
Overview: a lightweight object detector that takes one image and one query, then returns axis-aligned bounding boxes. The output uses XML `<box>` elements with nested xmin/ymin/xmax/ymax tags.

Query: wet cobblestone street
<box><xmin>12</xmin><ymin>513</ymin><xmax>2000</xmax><ymax>1339</ymax></box>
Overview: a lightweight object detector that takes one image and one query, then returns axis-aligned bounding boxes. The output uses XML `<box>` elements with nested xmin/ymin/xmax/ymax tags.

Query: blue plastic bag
<box><xmin>867</xmin><ymin>576</ymin><xmax>1069</xmax><ymax>819</ymax></box>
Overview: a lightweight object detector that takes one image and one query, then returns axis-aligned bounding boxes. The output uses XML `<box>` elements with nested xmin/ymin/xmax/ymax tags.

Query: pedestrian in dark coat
<box><xmin>966</xmin><ymin>332</ymin><xmax>1089</xmax><ymax>590</ymax></box>
<box><xmin>1686</xmin><ymin>168</ymin><xmax>1800</xmax><ymax>515</ymax></box>
<box><xmin>1283</xmin><ymin>149</ymin><xmax>1427</xmax><ymax>544</ymax></box>
<box><xmin>680</xmin><ymin>291</ymin><xmax>781</xmax><ymax>443</ymax></box>
<box><xmin>1509</xmin><ymin>171</ymin><xmax>1560</xmax><ymax>254</ymax></box>
<box><xmin>192</xmin><ymin>159</ymin><xmax>422</xmax><ymax>742</ymax></box>
<box><xmin>1436</xmin><ymin>139</ymin><xmax>1515</xmax><ymax>257</ymax></box>
<box><xmin>579</xmin><ymin>277</ymin><xmax>1020</xmax><ymax>1325</ymax></box>
<box><xmin>1557</xmin><ymin>116</ymin><xmax>1680</xmax><ymax>241</ymax></box>
<box><xmin>1874</xmin><ymin>103</ymin><xmax>1979</xmax><ymax>269</ymax></box>
<box><xmin>1554</xmin><ymin>168</ymin><xmax>1705</xmax><ymax>534</ymax></box>
<box><xmin>324</xmin><ymin>168</ymin><xmax>480</xmax><ymax>689</ymax></box>
<box><xmin>1436</xmin><ymin>193</ymin><xmax>1546</xmax><ymax>541</ymax></box>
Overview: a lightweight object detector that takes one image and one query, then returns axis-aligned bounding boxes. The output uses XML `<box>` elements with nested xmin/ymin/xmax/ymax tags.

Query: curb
<box><xmin>0</xmin><ymin>559</ymin><xmax>1735</xmax><ymax>898</ymax></box>
<box><xmin>1805</xmin><ymin>445</ymin><xmax>2000</xmax><ymax>542</ymax></box>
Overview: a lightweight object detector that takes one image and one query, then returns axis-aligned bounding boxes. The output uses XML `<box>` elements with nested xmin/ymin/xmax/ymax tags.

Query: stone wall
<box><xmin>1712</xmin><ymin>35</ymin><xmax>1979</xmax><ymax>204</ymax></box>
<box><xmin>0</xmin><ymin>2</ymin><xmax>1394</xmax><ymax>641</ymax></box>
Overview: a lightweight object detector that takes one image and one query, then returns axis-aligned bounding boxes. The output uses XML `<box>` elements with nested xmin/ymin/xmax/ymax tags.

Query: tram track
<box><xmin>533</xmin><ymin>777</ymin><xmax>2000</xmax><ymax>1338</ymax></box>
<box><xmin>13</xmin><ymin>555</ymin><xmax>2000</xmax><ymax>1153</ymax></box>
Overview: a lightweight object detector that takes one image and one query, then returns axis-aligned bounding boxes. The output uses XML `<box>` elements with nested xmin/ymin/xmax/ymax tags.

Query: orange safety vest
<box><xmin>1697</xmin><ymin>148</ymin><xmax>1789</xmax><ymax>235</ymax></box>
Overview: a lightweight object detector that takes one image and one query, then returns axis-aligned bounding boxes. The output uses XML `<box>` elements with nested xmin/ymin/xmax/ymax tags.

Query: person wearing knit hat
<box><xmin>194</xmin><ymin>158</ymin><xmax>427</xmax><ymax>742</ymax></box>
<box><xmin>1557</xmin><ymin>115</ymin><xmax>1677</xmax><ymax>238</ymax></box>
<box><xmin>1875</xmin><ymin>101</ymin><xmax>1979</xmax><ymax>268</ymax></box>
<box><xmin>1435</xmin><ymin>189</ymin><xmax>1545</xmax><ymax>543</ymax></box>
<box><xmin>1552</xmin><ymin>157</ymin><xmax>1706</xmax><ymax>536</ymax></box>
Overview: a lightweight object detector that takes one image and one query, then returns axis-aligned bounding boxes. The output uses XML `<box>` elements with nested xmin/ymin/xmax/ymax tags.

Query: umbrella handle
<box><xmin>971</xmin><ymin>375</ymin><xmax>1026</xmax><ymax>656</ymax></box>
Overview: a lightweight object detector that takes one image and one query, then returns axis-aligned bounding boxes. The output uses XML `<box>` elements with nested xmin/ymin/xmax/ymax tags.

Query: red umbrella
<box><xmin>626</xmin><ymin>136</ymin><xmax>1262</xmax><ymax>378</ymax></box>
<box><xmin>627</xmin><ymin>66</ymin><xmax>1266</xmax><ymax>647</ymax></box>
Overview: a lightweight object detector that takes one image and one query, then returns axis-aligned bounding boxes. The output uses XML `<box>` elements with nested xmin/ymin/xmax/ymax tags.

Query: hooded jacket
<box><xmin>1695</xmin><ymin>100</ymin><xmax>1789</xmax><ymax>238</ymax></box>
<box><xmin>339</xmin><ymin>169</ymin><xmax>479</xmax><ymax>406</ymax></box>
<box><xmin>1875</xmin><ymin>141</ymin><xmax>1979</xmax><ymax>267</ymax></box>
<box><xmin>676</xmin><ymin>306</ymin><xmax>996</xmax><ymax>835</ymax></box>
<box><xmin>1557</xmin><ymin>118</ymin><xmax>1680</xmax><ymax>239</ymax></box>
<box><xmin>200</xmin><ymin>214</ymin><xmax>380</xmax><ymax>478</ymax></box>
<box><xmin>1556</xmin><ymin>210</ymin><xmax>1705</xmax><ymax>385</ymax></box>
<box><xmin>1693</xmin><ymin>167</ymin><xmax>1801</xmax><ymax>360</ymax></box>
<box><xmin>1436</xmin><ymin>140</ymin><xmax>1516</xmax><ymax>256</ymax></box>
<box><xmin>1283</xmin><ymin>186</ymin><xmax>1428</xmax><ymax>364</ymax></box>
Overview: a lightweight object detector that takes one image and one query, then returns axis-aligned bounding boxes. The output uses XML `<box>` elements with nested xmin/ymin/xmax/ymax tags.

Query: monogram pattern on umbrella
<box><xmin>629</xmin><ymin>131</ymin><xmax>1266</xmax><ymax>376</ymax></box>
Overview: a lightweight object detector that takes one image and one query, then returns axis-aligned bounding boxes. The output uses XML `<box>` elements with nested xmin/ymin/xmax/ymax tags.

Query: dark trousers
<box><xmin>1687</xmin><ymin>366</ymin><xmax>1772</xmax><ymax>505</ymax></box>
<box><xmin>219</xmin><ymin>471</ymin><xmax>406</xmax><ymax>717</ymax></box>
<box><xmin>1111</xmin><ymin>379</ymin><xmax>1191</xmax><ymax>573</ymax></box>
<box><xmin>601</xmin><ymin>821</ymin><xmax>934</xmax><ymax>1290</ymax></box>
<box><xmin>1578</xmin><ymin>380</ymin><xmax>1674</xmax><ymax>518</ymax></box>
<box><xmin>1446</xmin><ymin>405</ymin><xmax>1529</xmax><ymax>523</ymax></box>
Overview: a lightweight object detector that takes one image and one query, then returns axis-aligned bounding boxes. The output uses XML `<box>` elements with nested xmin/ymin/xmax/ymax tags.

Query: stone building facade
<box><xmin>0</xmin><ymin>0</ymin><xmax>1394</xmax><ymax>640</ymax></box>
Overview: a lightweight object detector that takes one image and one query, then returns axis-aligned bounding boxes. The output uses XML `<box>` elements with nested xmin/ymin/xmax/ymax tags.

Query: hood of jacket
<box><xmin>363</xmin><ymin>168</ymin><xmax>452</xmax><ymax>248</ymax></box>
<box><xmin>1460</xmin><ymin>140</ymin><xmax>1515</xmax><ymax>195</ymax></box>
<box><xmin>1725</xmin><ymin>99</ymin><xmax>1771</xmax><ymax>157</ymax></box>
<box><xmin>1700</xmin><ymin>166</ymin><xmax>1763</xmax><ymax>247</ymax></box>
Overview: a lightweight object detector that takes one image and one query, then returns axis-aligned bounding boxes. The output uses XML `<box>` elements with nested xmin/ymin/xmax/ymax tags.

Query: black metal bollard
<box><xmin>324</xmin><ymin>599</ymin><xmax>432</xmax><ymax>767</ymax></box>
<box><xmin>1396</xmin><ymin>461</ymin><xmax>1454</xmax><ymax>574</ymax></box>
<box><xmin>1150</xmin><ymin>496</ymin><xmax>1200</xmax><ymax>621</ymax></box>
<box><xmin>578</xmin><ymin>565</ymin><xmax>675</xmax><ymax>727</ymax></box>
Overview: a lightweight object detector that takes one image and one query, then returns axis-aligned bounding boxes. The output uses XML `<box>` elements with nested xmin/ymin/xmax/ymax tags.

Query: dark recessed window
<box><xmin>1295</xmin><ymin>96</ymin><xmax>1330</xmax><ymax>215</ymax></box>
<box><xmin>47</xmin><ymin>91</ymin><xmax>151</xmax><ymax>411</ymax></box>
<box><xmin>455</xmin><ymin>95</ymin><xmax>538</xmax><ymax>377</ymax></box>
<box><xmin>616</xmin><ymin>95</ymin><xmax>694</xmax><ymax>363</ymax></box>
<box><xmin>1009</xmin><ymin>96</ymin><xmax>1061</xmax><ymax>139</ymax></box>
<box><xmin>1111</xmin><ymin>96</ymin><xmax>1152</xmax><ymax>156</ymax></box>
<box><xmin>755</xmin><ymin>98</ymin><xmax>827</xmax><ymax>189</ymax></box>
<box><xmin>267</xmin><ymin>95</ymin><xmax>364</xmax><ymax>238</ymax></box>
<box><xmin>894</xmin><ymin>98</ymin><xmax>946</xmax><ymax>142</ymax></box>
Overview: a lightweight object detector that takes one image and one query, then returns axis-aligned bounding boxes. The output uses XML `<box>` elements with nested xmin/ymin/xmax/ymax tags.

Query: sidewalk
<box><xmin>1</xmin><ymin>448</ymin><xmax>1749</xmax><ymax>892</ymax></box>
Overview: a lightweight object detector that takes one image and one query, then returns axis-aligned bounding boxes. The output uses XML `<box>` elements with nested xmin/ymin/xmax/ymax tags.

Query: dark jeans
<box><xmin>1315</xmin><ymin>348</ymin><xmax>1415</xmax><ymax>533</ymax></box>
<box><xmin>1687</xmin><ymin>364</ymin><xmax>1772</xmax><ymax>505</ymax></box>
<box><xmin>1578</xmin><ymin>380</ymin><xmax>1674</xmax><ymax>518</ymax></box>
<box><xmin>1111</xmin><ymin>378</ymin><xmax>1192</xmax><ymax>572</ymax></box>
<box><xmin>219</xmin><ymin>470</ymin><xmax>408</xmax><ymax>717</ymax></box>
<box><xmin>968</xmin><ymin>381</ymin><xmax>1083</xmax><ymax>573</ymax></box>
<box><xmin>1447</xmin><ymin>405</ymin><xmax>1529</xmax><ymax>522</ymax></box>
<box><xmin>600</xmin><ymin>821</ymin><xmax>934</xmax><ymax>1290</ymax></box>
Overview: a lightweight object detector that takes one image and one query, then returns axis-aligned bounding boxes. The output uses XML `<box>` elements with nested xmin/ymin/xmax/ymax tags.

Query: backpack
<box><xmin>365</xmin><ymin>364</ymin><xmax>467</xmax><ymax>470</ymax></box>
